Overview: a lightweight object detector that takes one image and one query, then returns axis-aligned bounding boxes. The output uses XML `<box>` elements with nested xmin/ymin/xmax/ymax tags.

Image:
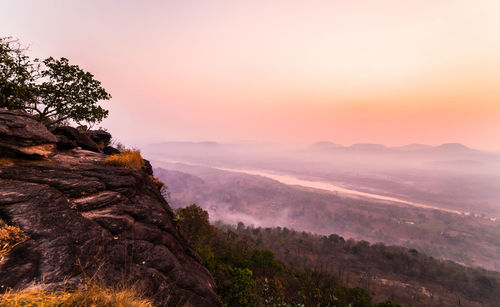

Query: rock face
<box><xmin>103</xmin><ymin>145</ymin><xmax>120</xmax><ymax>155</ymax></box>
<box><xmin>51</xmin><ymin>126</ymin><xmax>101</xmax><ymax>153</ymax></box>
<box><xmin>0</xmin><ymin>112</ymin><xmax>221</xmax><ymax>306</ymax></box>
<box><xmin>143</xmin><ymin>159</ymin><xmax>154</xmax><ymax>175</ymax></box>
<box><xmin>55</xmin><ymin>134</ymin><xmax>77</xmax><ymax>150</ymax></box>
<box><xmin>0</xmin><ymin>108</ymin><xmax>57</xmax><ymax>158</ymax></box>
<box><xmin>82</xmin><ymin>130</ymin><xmax>112</xmax><ymax>149</ymax></box>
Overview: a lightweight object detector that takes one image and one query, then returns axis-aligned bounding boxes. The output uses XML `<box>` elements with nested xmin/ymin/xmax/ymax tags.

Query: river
<box><xmin>152</xmin><ymin>157</ymin><xmax>467</xmax><ymax>216</ymax></box>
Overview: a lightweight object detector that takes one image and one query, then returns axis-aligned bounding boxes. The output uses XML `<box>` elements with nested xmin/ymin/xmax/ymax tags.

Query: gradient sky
<box><xmin>2</xmin><ymin>0</ymin><xmax>500</xmax><ymax>149</ymax></box>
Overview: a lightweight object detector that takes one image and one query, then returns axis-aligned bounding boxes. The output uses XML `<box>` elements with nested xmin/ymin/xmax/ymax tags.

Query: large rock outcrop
<box><xmin>82</xmin><ymin>129</ymin><xmax>112</xmax><ymax>149</ymax></box>
<box><xmin>0</xmin><ymin>109</ymin><xmax>57</xmax><ymax>158</ymax></box>
<box><xmin>51</xmin><ymin>126</ymin><xmax>101</xmax><ymax>153</ymax></box>
<box><xmin>0</xmin><ymin>111</ymin><xmax>221</xmax><ymax>306</ymax></box>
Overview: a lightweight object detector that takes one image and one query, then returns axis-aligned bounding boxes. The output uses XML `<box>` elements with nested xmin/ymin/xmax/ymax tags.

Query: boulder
<box><xmin>0</xmin><ymin>108</ymin><xmax>57</xmax><ymax>158</ymax></box>
<box><xmin>83</xmin><ymin>130</ymin><xmax>112</xmax><ymax>149</ymax></box>
<box><xmin>56</xmin><ymin>134</ymin><xmax>77</xmax><ymax>150</ymax></box>
<box><xmin>51</xmin><ymin>126</ymin><xmax>101</xmax><ymax>153</ymax></box>
<box><xmin>103</xmin><ymin>145</ymin><xmax>120</xmax><ymax>155</ymax></box>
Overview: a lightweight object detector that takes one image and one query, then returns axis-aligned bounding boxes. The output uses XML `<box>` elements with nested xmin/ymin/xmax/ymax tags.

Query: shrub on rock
<box><xmin>0</xmin><ymin>219</ymin><xmax>29</xmax><ymax>259</ymax></box>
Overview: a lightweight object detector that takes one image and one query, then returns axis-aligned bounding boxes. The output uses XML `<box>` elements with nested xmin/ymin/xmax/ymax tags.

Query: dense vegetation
<box><xmin>176</xmin><ymin>204</ymin><xmax>500</xmax><ymax>307</ymax></box>
<box><xmin>176</xmin><ymin>204</ymin><xmax>401</xmax><ymax>307</ymax></box>
<box><xmin>233</xmin><ymin>223</ymin><xmax>500</xmax><ymax>306</ymax></box>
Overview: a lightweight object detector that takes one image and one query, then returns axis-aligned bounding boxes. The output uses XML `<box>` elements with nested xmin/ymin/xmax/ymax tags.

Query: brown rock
<box><xmin>55</xmin><ymin>134</ymin><xmax>77</xmax><ymax>150</ymax></box>
<box><xmin>0</xmin><ymin>150</ymin><xmax>221</xmax><ymax>306</ymax></box>
<box><xmin>0</xmin><ymin>111</ymin><xmax>221</xmax><ymax>306</ymax></box>
<box><xmin>0</xmin><ymin>108</ymin><xmax>57</xmax><ymax>158</ymax></box>
<box><xmin>51</xmin><ymin>126</ymin><xmax>101</xmax><ymax>153</ymax></box>
<box><xmin>103</xmin><ymin>145</ymin><xmax>120</xmax><ymax>155</ymax></box>
<box><xmin>82</xmin><ymin>130</ymin><xmax>112</xmax><ymax>149</ymax></box>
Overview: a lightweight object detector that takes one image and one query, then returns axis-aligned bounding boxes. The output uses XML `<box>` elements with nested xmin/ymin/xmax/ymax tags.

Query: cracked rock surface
<box><xmin>0</xmin><ymin>113</ymin><xmax>220</xmax><ymax>306</ymax></box>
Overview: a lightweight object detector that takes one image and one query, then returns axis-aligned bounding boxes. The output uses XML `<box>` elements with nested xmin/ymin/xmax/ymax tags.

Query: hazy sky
<box><xmin>2</xmin><ymin>0</ymin><xmax>500</xmax><ymax>149</ymax></box>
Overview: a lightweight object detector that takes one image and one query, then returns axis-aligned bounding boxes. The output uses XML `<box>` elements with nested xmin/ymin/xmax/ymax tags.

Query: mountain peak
<box><xmin>349</xmin><ymin>143</ymin><xmax>387</xmax><ymax>150</ymax></box>
<box><xmin>437</xmin><ymin>143</ymin><xmax>471</xmax><ymax>150</ymax></box>
<box><xmin>309</xmin><ymin>141</ymin><xmax>344</xmax><ymax>150</ymax></box>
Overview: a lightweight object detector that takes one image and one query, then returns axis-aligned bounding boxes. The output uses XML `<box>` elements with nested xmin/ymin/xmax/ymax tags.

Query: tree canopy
<box><xmin>175</xmin><ymin>204</ymin><xmax>403</xmax><ymax>307</ymax></box>
<box><xmin>0</xmin><ymin>37</ymin><xmax>37</xmax><ymax>110</ymax></box>
<box><xmin>0</xmin><ymin>37</ymin><xmax>111</xmax><ymax>127</ymax></box>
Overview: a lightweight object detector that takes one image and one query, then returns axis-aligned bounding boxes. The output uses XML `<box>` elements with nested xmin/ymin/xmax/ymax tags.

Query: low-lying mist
<box><xmin>143</xmin><ymin>141</ymin><xmax>500</xmax><ymax>271</ymax></box>
<box><xmin>144</xmin><ymin>141</ymin><xmax>500</xmax><ymax>217</ymax></box>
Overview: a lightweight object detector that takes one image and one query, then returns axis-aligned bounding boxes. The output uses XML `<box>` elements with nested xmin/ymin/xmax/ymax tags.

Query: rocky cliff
<box><xmin>0</xmin><ymin>109</ymin><xmax>221</xmax><ymax>306</ymax></box>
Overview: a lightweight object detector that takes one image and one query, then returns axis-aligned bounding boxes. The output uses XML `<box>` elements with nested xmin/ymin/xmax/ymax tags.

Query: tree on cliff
<box><xmin>0</xmin><ymin>37</ymin><xmax>111</xmax><ymax>127</ymax></box>
<box><xmin>0</xmin><ymin>37</ymin><xmax>37</xmax><ymax>110</ymax></box>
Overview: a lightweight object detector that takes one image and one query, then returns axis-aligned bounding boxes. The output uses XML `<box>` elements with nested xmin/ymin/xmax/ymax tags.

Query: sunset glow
<box><xmin>2</xmin><ymin>0</ymin><xmax>500</xmax><ymax>149</ymax></box>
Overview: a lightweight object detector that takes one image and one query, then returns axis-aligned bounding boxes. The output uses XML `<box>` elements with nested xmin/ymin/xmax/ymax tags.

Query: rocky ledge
<box><xmin>0</xmin><ymin>110</ymin><xmax>221</xmax><ymax>306</ymax></box>
<box><xmin>0</xmin><ymin>109</ymin><xmax>58</xmax><ymax>158</ymax></box>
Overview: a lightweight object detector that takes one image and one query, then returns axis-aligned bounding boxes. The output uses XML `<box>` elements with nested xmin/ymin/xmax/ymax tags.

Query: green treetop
<box><xmin>0</xmin><ymin>37</ymin><xmax>111</xmax><ymax>127</ymax></box>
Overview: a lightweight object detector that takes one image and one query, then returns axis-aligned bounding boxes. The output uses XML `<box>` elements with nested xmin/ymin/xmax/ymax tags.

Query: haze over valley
<box><xmin>144</xmin><ymin>141</ymin><xmax>500</xmax><ymax>271</ymax></box>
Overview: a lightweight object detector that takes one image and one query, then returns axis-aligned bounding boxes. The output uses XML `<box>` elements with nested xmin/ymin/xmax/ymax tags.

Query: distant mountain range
<box><xmin>149</xmin><ymin>141</ymin><xmax>479</xmax><ymax>152</ymax></box>
<box><xmin>309</xmin><ymin>141</ymin><xmax>479</xmax><ymax>154</ymax></box>
<box><xmin>144</xmin><ymin>141</ymin><xmax>498</xmax><ymax>163</ymax></box>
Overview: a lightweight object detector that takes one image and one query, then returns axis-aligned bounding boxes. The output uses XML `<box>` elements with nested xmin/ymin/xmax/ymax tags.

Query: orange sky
<box><xmin>2</xmin><ymin>0</ymin><xmax>500</xmax><ymax>149</ymax></box>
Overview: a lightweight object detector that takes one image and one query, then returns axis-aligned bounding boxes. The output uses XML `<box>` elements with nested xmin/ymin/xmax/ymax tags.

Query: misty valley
<box><xmin>144</xmin><ymin>141</ymin><xmax>500</xmax><ymax>273</ymax></box>
<box><xmin>139</xmin><ymin>141</ymin><xmax>500</xmax><ymax>305</ymax></box>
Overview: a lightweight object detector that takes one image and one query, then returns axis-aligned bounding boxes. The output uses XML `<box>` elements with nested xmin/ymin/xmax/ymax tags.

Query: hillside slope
<box><xmin>0</xmin><ymin>109</ymin><xmax>221</xmax><ymax>306</ymax></box>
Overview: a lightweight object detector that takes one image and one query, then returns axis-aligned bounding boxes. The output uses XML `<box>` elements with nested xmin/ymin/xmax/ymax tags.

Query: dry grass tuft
<box><xmin>102</xmin><ymin>150</ymin><xmax>145</xmax><ymax>170</ymax></box>
<box><xmin>0</xmin><ymin>219</ymin><xmax>29</xmax><ymax>259</ymax></box>
<box><xmin>0</xmin><ymin>283</ymin><xmax>153</xmax><ymax>307</ymax></box>
<box><xmin>1</xmin><ymin>258</ymin><xmax>153</xmax><ymax>306</ymax></box>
